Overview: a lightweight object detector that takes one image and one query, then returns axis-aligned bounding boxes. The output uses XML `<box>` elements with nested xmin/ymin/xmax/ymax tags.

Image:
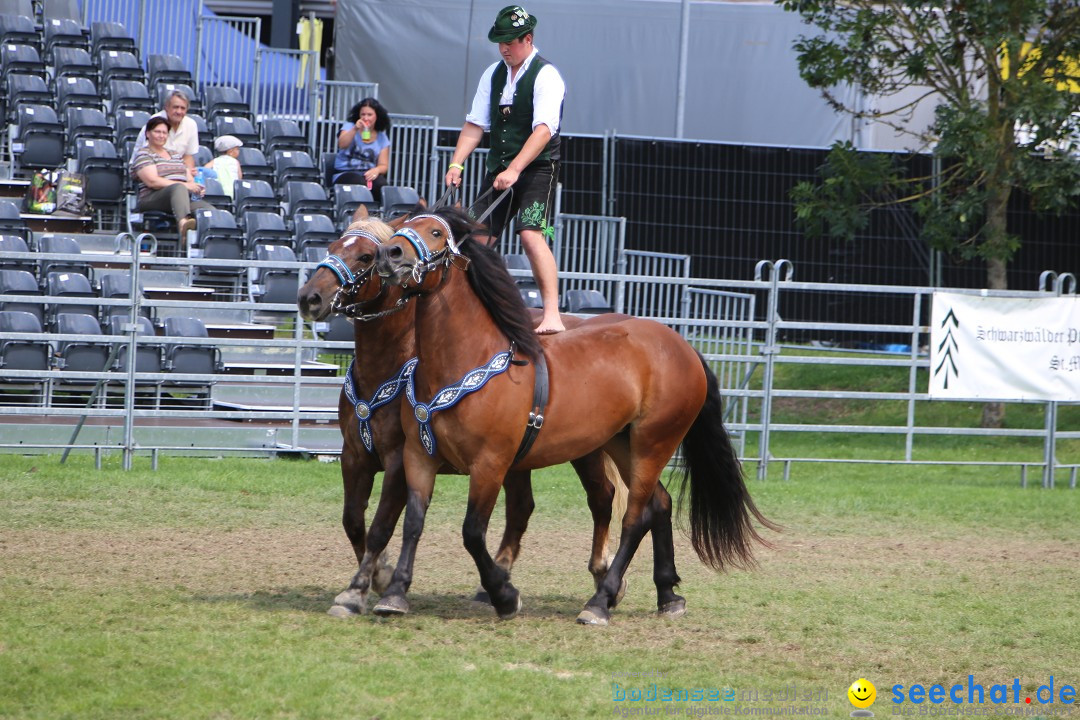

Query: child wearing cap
<box><xmin>205</xmin><ymin>135</ymin><xmax>244</xmax><ymax>200</ymax></box>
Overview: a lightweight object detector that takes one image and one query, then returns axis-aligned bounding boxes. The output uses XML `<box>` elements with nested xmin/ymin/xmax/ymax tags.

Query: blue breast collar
<box><xmin>406</xmin><ymin>348</ymin><xmax>513</xmax><ymax>456</ymax></box>
<box><xmin>343</xmin><ymin>357</ymin><xmax>418</xmax><ymax>453</ymax></box>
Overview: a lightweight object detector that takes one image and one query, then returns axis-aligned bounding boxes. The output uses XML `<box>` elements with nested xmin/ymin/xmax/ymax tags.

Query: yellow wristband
<box><xmin>448</xmin><ymin>163</ymin><xmax>465</xmax><ymax>172</ymax></box>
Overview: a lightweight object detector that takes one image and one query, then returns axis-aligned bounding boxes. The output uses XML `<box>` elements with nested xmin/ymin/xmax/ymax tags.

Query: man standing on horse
<box><xmin>445</xmin><ymin>4</ymin><xmax>566</xmax><ymax>335</ymax></box>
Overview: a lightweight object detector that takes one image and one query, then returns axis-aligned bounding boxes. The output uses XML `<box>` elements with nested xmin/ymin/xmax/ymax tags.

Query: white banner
<box><xmin>929</xmin><ymin>292</ymin><xmax>1080</xmax><ymax>401</ymax></box>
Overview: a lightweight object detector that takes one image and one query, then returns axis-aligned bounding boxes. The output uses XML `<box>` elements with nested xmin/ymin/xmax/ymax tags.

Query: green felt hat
<box><xmin>488</xmin><ymin>5</ymin><xmax>537</xmax><ymax>43</ymax></box>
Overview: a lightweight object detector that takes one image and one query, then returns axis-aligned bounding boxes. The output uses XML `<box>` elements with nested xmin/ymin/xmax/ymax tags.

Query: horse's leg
<box><xmin>568</xmin><ymin>451</ymin><xmax>623</xmax><ymax>599</ymax></box>
<box><xmin>647</xmin><ymin>481</ymin><xmax>685</xmax><ymax>617</ymax></box>
<box><xmin>328</xmin><ymin>436</ymin><xmax>379</xmax><ymax>616</ymax></box>
<box><xmin>473</xmin><ymin>469</ymin><xmax>535</xmax><ymax>604</ymax></box>
<box><xmin>372</xmin><ymin>450</ymin><xmax>439</xmax><ymax>616</ymax></box>
<box><xmin>461</xmin><ymin>465</ymin><xmax>521</xmax><ymax>619</ymax></box>
<box><xmin>332</xmin><ymin>456</ymin><xmax>407</xmax><ymax>616</ymax></box>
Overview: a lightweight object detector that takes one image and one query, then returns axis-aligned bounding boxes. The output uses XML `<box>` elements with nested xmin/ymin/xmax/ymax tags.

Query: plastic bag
<box><xmin>24</xmin><ymin>170</ymin><xmax>57</xmax><ymax>214</ymax></box>
<box><xmin>55</xmin><ymin>171</ymin><xmax>87</xmax><ymax>215</ymax></box>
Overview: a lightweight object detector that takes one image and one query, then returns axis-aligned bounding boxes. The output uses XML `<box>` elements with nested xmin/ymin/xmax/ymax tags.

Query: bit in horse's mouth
<box><xmin>376</xmin><ymin>259</ymin><xmax>412</xmax><ymax>283</ymax></box>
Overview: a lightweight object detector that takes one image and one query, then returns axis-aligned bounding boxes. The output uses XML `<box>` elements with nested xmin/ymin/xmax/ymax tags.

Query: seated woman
<box><xmin>130</xmin><ymin>116</ymin><xmax>212</xmax><ymax>241</ymax></box>
<box><xmin>333</xmin><ymin>97</ymin><xmax>391</xmax><ymax>201</ymax></box>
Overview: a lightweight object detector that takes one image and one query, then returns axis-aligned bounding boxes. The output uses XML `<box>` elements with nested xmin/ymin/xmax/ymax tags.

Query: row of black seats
<box><xmin>502</xmin><ymin>253</ymin><xmax>615</xmax><ymax>314</ymax></box>
<box><xmin>0</xmin><ymin>309</ymin><xmax>223</xmax><ymax>380</ymax></box>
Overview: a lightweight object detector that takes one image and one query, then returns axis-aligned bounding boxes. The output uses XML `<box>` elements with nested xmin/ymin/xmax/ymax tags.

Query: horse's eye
<box><xmin>360</xmin><ymin>253</ymin><xmax>374</xmax><ymax>264</ymax></box>
<box><xmin>430</xmin><ymin>229</ymin><xmax>442</xmax><ymax>238</ymax></box>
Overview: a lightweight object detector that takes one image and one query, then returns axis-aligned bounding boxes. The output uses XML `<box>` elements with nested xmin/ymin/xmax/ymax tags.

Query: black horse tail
<box><xmin>674</xmin><ymin>352</ymin><xmax>780</xmax><ymax>571</ymax></box>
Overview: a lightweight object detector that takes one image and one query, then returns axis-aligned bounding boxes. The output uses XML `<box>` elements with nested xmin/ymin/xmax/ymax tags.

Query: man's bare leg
<box><xmin>520</xmin><ymin>228</ymin><xmax>564</xmax><ymax>334</ymax></box>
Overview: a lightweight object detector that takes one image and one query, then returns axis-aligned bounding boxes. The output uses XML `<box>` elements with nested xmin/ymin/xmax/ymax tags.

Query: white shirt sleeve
<box><xmin>465</xmin><ymin>62</ymin><xmax>500</xmax><ymax>130</ymax></box>
<box><xmin>532</xmin><ymin>63</ymin><xmax>565</xmax><ymax>135</ymax></box>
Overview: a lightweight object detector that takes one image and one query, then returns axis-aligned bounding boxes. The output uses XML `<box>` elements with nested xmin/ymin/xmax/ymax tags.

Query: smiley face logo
<box><xmin>848</xmin><ymin>678</ymin><xmax>876</xmax><ymax>709</ymax></box>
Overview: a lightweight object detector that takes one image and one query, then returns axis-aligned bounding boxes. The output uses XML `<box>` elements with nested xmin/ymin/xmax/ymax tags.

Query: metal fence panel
<box><xmin>387</xmin><ymin>114</ymin><xmax>438</xmax><ymax>200</ymax></box>
<box><xmin>252</xmin><ymin>47</ymin><xmax>317</xmax><ymax>121</ymax></box>
<box><xmin>194</xmin><ymin>14</ymin><xmax>261</xmax><ymax>103</ymax></box>
<box><xmin>621</xmin><ymin>249</ymin><xmax>690</xmax><ymax>318</ymax></box>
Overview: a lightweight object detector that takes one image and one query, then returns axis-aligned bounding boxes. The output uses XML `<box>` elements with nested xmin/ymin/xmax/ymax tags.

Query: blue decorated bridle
<box><xmin>316</xmin><ymin>228</ymin><xmax>411</xmax><ymax>321</ymax></box>
<box><xmin>389</xmin><ymin>214</ymin><xmax>469</xmax><ymax>288</ymax></box>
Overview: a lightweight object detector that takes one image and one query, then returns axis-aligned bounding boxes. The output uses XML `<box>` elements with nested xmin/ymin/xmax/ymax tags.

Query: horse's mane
<box><xmin>434</xmin><ymin>207</ymin><xmax>543</xmax><ymax>362</ymax></box>
<box><xmin>345</xmin><ymin>217</ymin><xmax>395</xmax><ymax>244</ymax></box>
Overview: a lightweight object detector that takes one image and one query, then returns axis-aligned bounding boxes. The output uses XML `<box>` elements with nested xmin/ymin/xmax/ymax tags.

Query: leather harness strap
<box><xmin>512</xmin><ymin>349</ymin><xmax>549</xmax><ymax>465</ymax></box>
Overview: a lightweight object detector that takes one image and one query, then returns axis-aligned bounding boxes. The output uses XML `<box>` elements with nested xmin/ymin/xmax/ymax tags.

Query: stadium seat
<box><xmin>56</xmin><ymin>76</ymin><xmax>102</xmax><ymax>115</ymax></box>
<box><xmin>503</xmin><ymin>253</ymin><xmax>543</xmax><ymax>308</ymax></box>
<box><xmin>15</xmin><ymin>105</ymin><xmax>65</xmax><ymax>171</ymax></box>
<box><xmin>0</xmin><ymin>200</ymin><xmax>30</xmax><ymax>241</ymax></box>
<box><xmin>38</xmin><ymin>235</ymin><xmax>92</xmax><ymax>279</ymax></box>
<box><xmin>302</xmin><ymin>245</ymin><xmax>328</xmax><ymax>265</ymax></box>
<box><xmin>155</xmin><ymin>82</ymin><xmax>202</xmax><ymax>115</ymax></box>
<box><xmin>213</xmin><ymin>115</ymin><xmax>260</xmax><ymax>151</ymax></box>
<box><xmin>233</xmin><ymin>179</ymin><xmax>280</xmax><ymax>218</ymax></box>
<box><xmin>76</xmin><ymin>138</ymin><xmax>126</xmax><ymax>206</ymax></box>
<box><xmin>91</xmin><ymin>21</ymin><xmax>137</xmax><ymax>58</ymax></box>
<box><xmin>0</xmin><ymin>310</ymin><xmax>52</xmax><ymax>377</ymax></box>
<box><xmin>235</xmin><ymin>147</ymin><xmax>274</xmax><ymax>184</ymax></box>
<box><xmin>283</xmin><ymin>181</ymin><xmax>333</xmax><ymax>218</ymax></box>
<box><xmin>564</xmin><ymin>288</ymin><xmax>614</xmax><ymax>314</ymax></box>
<box><xmin>320</xmin><ymin>151</ymin><xmax>336</xmax><ymax>186</ymax></box>
<box><xmin>161</xmin><ymin>316</ymin><xmax>222</xmax><ymax>393</ymax></box>
<box><xmin>333</xmin><ymin>184</ymin><xmax>378</xmax><ymax>229</ymax></box>
<box><xmin>203</xmin><ymin>85</ymin><xmax>252</xmax><ymax>123</ymax></box>
<box><xmin>53</xmin><ymin>312</ymin><xmax>113</xmax><ymax>374</ymax></box>
<box><xmin>380</xmin><ymin>185</ymin><xmax>421</xmax><ymax>220</ymax></box>
<box><xmin>114</xmin><ymin>109</ymin><xmax>150</xmax><ymax>147</ymax></box>
<box><xmin>250</xmin><ymin>244</ymin><xmax>300</xmax><ymax>306</ymax></box>
<box><xmin>43</xmin><ymin>17</ymin><xmax>90</xmax><ymax>60</ymax></box>
<box><xmin>6</xmin><ymin>74</ymin><xmax>53</xmax><ymax>121</ymax></box>
<box><xmin>316</xmin><ymin>314</ymin><xmax>354</xmax><ymax>342</ymax></box>
<box><xmin>0</xmin><ymin>235</ymin><xmax>35</xmax><ymax>275</ymax></box>
<box><xmin>187</xmin><ymin>112</ymin><xmax>214</xmax><ymax>148</ymax></box>
<box><xmin>201</xmin><ymin>176</ymin><xmax>232</xmax><ymax>213</ymax></box>
<box><xmin>66</xmin><ymin>106</ymin><xmax>114</xmax><ymax>151</ymax></box>
<box><xmin>44</xmin><ymin>270</ymin><xmax>97</xmax><ymax>324</ymax></box>
<box><xmin>243</xmin><ymin>211</ymin><xmax>292</xmax><ymax>252</ymax></box>
<box><xmin>292</xmin><ymin>213</ymin><xmax>338</xmax><ymax>253</ymax></box>
<box><xmin>109</xmin><ymin>79</ymin><xmax>155</xmax><ymax>114</ymax></box>
<box><xmin>1</xmin><ymin>42</ymin><xmax>45</xmax><ymax>79</ymax></box>
<box><xmin>0</xmin><ymin>268</ymin><xmax>44</xmax><ymax>324</ymax></box>
<box><xmin>147</xmin><ymin>53</ymin><xmax>192</xmax><ymax>88</ymax></box>
<box><xmin>99</xmin><ymin>272</ymin><xmax>149</xmax><ymax>322</ymax></box>
<box><xmin>107</xmin><ymin>315</ymin><xmax>162</xmax><ymax>372</ymax></box>
<box><xmin>98</xmin><ymin>49</ymin><xmax>143</xmax><ymax>88</ymax></box>
<box><xmin>273</xmin><ymin>150</ymin><xmax>321</xmax><ymax>186</ymax></box>
<box><xmin>0</xmin><ymin>13</ymin><xmax>39</xmax><ymax>51</ymax></box>
<box><xmin>193</xmin><ymin>208</ymin><xmax>245</xmax><ymax>272</ymax></box>
<box><xmin>193</xmin><ymin>145</ymin><xmax>213</xmax><ymax>168</ymax></box>
<box><xmin>261</xmin><ymin>119</ymin><xmax>309</xmax><ymax>157</ymax></box>
<box><xmin>52</xmin><ymin>45</ymin><xmax>97</xmax><ymax>83</ymax></box>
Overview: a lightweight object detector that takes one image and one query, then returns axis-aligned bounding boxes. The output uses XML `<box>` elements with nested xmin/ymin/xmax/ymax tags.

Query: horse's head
<box><xmin>375</xmin><ymin>208</ymin><xmax>478</xmax><ymax>290</ymax></box>
<box><xmin>297</xmin><ymin>218</ymin><xmax>395</xmax><ymax>321</ymax></box>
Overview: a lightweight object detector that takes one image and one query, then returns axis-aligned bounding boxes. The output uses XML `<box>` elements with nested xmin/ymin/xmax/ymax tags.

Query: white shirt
<box><xmin>128</xmin><ymin>112</ymin><xmax>200</xmax><ymax>163</ymax></box>
<box><xmin>465</xmin><ymin>48</ymin><xmax>565</xmax><ymax>135</ymax></box>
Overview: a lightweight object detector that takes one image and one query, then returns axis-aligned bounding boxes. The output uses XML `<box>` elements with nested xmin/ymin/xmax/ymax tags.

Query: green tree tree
<box><xmin>780</xmin><ymin>0</ymin><xmax>1080</xmax><ymax>426</ymax></box>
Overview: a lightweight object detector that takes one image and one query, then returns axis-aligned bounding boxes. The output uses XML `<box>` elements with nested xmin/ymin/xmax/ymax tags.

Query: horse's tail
<box><xmin>674</xmin><ymin>353</ymin><xmax>780</xmax><ymax>571</ymax></box>
<box><xmin>607</xmin><ymin>453</ymin><xmax>627</xmax><ymax>550</ymax></box>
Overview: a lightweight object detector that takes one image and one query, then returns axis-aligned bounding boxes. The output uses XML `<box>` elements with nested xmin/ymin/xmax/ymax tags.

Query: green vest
<box><xmin>487</xmin><ymin>55</ymin><xmax>563</xmax><ymax>174</ymax></box>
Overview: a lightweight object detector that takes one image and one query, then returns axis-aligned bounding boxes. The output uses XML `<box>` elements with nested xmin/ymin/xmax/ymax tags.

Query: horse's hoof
<box><xmin>658</xmin><ymin>597</ymin><xmax>687</xmax><ymax>619</ymax></box>
<box><xmin>496</xmin><ymin>595</ymin><xmax>522</xmax><ymax>621</ymax></box>
<box><xmin>333</xmin><ymin>588</ymin><xmax>368</xmax><ymax>614</ymax></box>
<box><xmin>372</xmin><ymin>563</ymin><xmax>395</xmax><ymax>595</ymax></box>
<box><xmin>614</xmin><ymin>577</ymin><xmax>629</xmax><ymax>606</ymax></box>
<box><xmin>472</xmin><ymin>587</ymin><xmax>492</xmax><ymax>604</ymax></box>
<box><xmin>372</xmin><ymin>594</ymin><xmax>409</xmax><ymax>616</ymax></box>
<box><xmin>327</xmin><ymin>604</ymin><xmax>359</xmax><ymax>619</ymax></box>
<box><xmin>576</xmin><ymin>606</ymin><xmax>610</xmax><ymax>626</ymax></box>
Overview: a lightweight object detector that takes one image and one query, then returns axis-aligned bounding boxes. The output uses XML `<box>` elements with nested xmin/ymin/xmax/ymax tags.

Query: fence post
<box><xmin>753</xmin><ymin>259</ymin><xmax>792</xmax><ymax>480</ymax></box>
<box><xmin>1038</xmin><ymin>270</ymin><xmax>1077</xmax><ymax>489</ymax></box>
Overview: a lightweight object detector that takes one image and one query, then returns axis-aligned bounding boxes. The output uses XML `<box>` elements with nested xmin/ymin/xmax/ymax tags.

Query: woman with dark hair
<box><xmin>333</xmin><ymin>97</ymin><xmax>392</xmax><ymax>200</ymax></box>
<box><xmin>130</xmin><ymin>115</ymin><xmax>212</xmax><ymax>241</ymax></box>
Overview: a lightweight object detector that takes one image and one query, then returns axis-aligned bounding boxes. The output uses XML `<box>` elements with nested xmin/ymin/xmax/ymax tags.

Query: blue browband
<box><xmin>317</xmin><ymin>254</ymin><xmax>357</xmax><ymax>286</ymax></box>
<box><xmin>390</xmin><ymin>227</ymin><xmax>433</xmax><ymax>263</ymax></box>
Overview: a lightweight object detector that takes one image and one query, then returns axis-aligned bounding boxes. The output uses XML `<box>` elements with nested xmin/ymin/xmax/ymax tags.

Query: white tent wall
<box><xmin>332</xmin><ymin>0</ymin><xmax>908</xmax><ymax>148</ymax></box>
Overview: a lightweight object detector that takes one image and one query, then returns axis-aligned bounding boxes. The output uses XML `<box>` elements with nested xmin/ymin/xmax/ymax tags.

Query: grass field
<box><xmin>1</xmin><ymin>451</ymin><xmax>1078</xmax><ymax>720</ymax></box>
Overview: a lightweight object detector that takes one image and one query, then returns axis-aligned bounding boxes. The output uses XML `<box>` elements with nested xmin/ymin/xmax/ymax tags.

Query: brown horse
<box><xmin>373</xmin><ymin>208</ymin><xmax>777</xmax><ymax>624</ymax></box>
<box><xmin>297</xmin><ymin>217</ymin><xmax>625</xmax><ymax>616</ymax></box>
